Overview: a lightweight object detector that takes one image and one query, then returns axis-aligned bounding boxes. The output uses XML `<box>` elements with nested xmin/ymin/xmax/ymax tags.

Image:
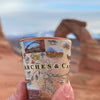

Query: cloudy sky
<box><xmin>0</xmin><ymin>0</ymin><xmax>100</xmax><ymax>37</ymax></box>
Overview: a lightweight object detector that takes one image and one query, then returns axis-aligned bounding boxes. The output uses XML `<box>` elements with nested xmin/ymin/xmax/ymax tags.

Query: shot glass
<box><xmin>20</xmin><ymin>37</ymin><xmax>71</xmax><ymax>100</ymax></box>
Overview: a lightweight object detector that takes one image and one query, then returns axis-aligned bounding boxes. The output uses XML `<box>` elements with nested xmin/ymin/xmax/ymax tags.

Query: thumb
<box><xmin>17</xmin><ymin>81</ymin><xmax>27</xmax><ymax>100</ymax></box>
<box><xmin>52</xmin><ymin>83</ymin><xmax>74</xmax><ymax>100</ymax></box>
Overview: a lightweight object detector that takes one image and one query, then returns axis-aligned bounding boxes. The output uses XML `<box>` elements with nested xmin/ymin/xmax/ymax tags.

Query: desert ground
<box><xmin>0</xmin><ymin>39</ymin><xmax>100</xmax><ymax>100</ymax></box>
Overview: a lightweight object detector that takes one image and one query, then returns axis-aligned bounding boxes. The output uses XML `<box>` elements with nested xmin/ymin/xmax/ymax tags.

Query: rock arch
<box><xmin>25</xmin><ymin>40</ymin><xmax>45</xmax><ymax>53</ymax></box>
<box><xmin>55</xmin><ymin>19</ymin><xmax>100</xmax><ymax>72</ymax></box>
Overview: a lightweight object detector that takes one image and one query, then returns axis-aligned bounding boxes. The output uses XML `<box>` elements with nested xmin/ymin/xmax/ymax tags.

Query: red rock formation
<box><xmin>0</xmin><ymin>21</ymin><xmax>5</xmax><ymax>40</ymax></box>
<box><xmin>0</xmin><ymin>19</ymin><xmax>13</xmax><ymax>55</ymax></box>
<box><xmin>55</xmin><ymin>19</ymin><xmax>100</xmax><ymax>73</ymax></box>
<box><xmin>25</xmin><ymin>40</ymin><xmax>45</xmax><ymax>53</ymax></box>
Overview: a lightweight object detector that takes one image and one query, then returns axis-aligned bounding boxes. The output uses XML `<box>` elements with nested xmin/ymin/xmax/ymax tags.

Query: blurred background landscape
<box><xmin>0</xmin><ymin>0</ymin><xmax>100</xmax><ymax>100</ymax></box>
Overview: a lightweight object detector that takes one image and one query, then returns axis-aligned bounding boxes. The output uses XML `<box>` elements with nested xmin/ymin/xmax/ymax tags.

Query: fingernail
<box><xmin>16</xmin><ymin>88</ymin><xmax>19</xmax><ymax>96</ymax></box>
<box><xmin>63</xmin><ymin>84</ymin><xmax>71</xmax><ymax>98</ymax></box>
<box><xmin>68</xmin><ymin>80</ymin><xmax>71</xmax><ymax>86</ymax></box>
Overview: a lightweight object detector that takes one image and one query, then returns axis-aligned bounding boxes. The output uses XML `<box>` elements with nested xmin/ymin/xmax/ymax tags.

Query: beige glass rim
<box><xmin>20</xmin><ymin>37</ymin><xmax>71</xmax><ymax>43</ymax></box>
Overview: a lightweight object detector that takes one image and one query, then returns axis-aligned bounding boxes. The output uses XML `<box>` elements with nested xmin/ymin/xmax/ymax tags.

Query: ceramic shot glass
<box><xmin>20</xmin><ymin>37</ymin><xmax>71</xmax><ymax>99</ymax></box>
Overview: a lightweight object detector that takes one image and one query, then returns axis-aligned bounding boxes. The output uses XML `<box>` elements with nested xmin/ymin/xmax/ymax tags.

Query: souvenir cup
<box><xmin>20</xmin><ymin>37</ymin><xmax>72</xmax><ymax>100</ymax></box>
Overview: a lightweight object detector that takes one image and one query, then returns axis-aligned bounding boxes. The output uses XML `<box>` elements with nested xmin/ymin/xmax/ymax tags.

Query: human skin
<box><xmin>6</xmin><ymin>81</ymin><xmax>74</xmax><ymax>100</ymax></box>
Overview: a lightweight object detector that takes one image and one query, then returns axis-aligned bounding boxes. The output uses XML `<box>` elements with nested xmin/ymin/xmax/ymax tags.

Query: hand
<box><xmin>6</xmin><ymin>81</ymin><xmax>74</xmax><ymax>100</ymax></box>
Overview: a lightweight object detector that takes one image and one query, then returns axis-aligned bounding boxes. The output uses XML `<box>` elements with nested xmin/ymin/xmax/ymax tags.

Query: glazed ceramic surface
<box><xmin>20</xmin><ymin>37</ymin><xmax>71</xmax><ymax>99</ymax></box>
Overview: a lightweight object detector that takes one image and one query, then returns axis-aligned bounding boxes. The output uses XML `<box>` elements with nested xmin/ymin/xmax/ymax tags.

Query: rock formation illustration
<box><xmin>25</xmin><ymin>40</ymin><xmax>45</xmax><ymax>53</ymax></box>
<box><xmin>0</xmin><ymin>19</ymin><xmax>13</xmax><ymax>55</ymax></box>
<box><xmin>55</xmin><ymin>19</ymin><xmax>100</xmax><ymax>72</ymax></box>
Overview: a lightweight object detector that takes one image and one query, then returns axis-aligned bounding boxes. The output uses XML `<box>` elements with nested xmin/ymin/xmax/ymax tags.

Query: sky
<box><xmin>24</xmin><ymin>40</ymin><xmax>40</xmax><ymax>49</ymax></box>
<box><xmin>0</xmin><ymin>0</ymin><xmax>100</xmax><ymax>37</ymax></box>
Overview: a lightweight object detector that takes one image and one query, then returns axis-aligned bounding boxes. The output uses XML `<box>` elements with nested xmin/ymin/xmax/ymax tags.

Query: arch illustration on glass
<box><xmin>24</xmin><ymin>40</ymin><xmax>45</xmax><ymax>53</ymax></box>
